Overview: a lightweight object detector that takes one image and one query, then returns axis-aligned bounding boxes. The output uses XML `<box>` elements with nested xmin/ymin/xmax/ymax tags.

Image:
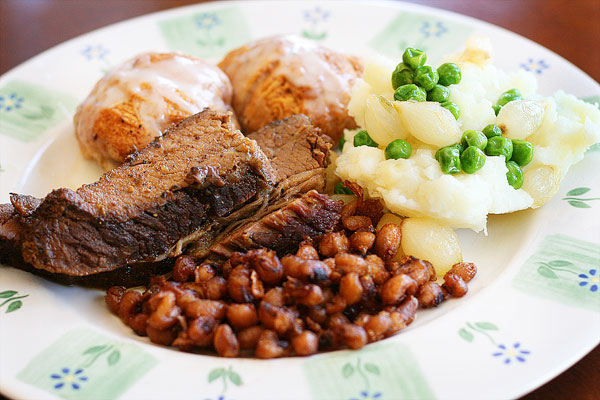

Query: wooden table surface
<box><xmin>0</xmin><ymin>1</ymin><xmax>598</xmax><ymax>399</ymax></box>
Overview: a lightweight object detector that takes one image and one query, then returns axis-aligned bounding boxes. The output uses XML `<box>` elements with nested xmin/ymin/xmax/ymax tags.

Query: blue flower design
<box><xmin>578</xmin><ymin>269</ymin><xmax>599</xmax><ymax>292</ymax></box>
<box><xmin>520</xmin><ymin>58</ymin><xmax>549</xmax><ymax>74</ymax></box>
<box><xmin>419</xmin><ymin>21</ymin><xmax>448</xmax><ymax>38</ymax></box>
<box><xmin>304</xmin><ymin>7</ymin><xmax>330</xmax><ymax>24</ymax></box>
<box><xmin>349</xmin><ymin>391</ymin><xmax>383</xmax><ymax>400</ymax></box>
<box><xmin>50</xmin><ymin>367</ymin><xmax>88</xmax><ymax>390</ymax></box>
<box><xmin>195</xmin><ymin>13</ymin><xmax>220</xmax><ymax>31</ymax></box>
<box><xmin>203</xmin><ymin>396</ymin><xmax>225</xmax><ymax>400</ymax></box>
<box><xmin>0</xmin><ymin>93</ymin><xmax>24</xmax><ymax>111</ymax></box>
<box><xmin>492</xmin><ymin>342</ymin><xmax>530</xmax><ymax>364</ymax></box>
<box><xmin>81</xmin><ymin>45</ymin><xmax>109</xmax><ymax>61</ymax></box>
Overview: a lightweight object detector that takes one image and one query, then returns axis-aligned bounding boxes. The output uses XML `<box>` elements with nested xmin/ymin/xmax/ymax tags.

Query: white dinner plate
<box><xmin>1</xmin><ymin>1</ymin><xmax>599</xmax><ymax>399</ymax></box>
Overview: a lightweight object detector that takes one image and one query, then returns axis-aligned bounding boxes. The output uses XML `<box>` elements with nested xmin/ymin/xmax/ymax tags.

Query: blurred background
<box><xmin>0</xmin><ymin>1</ymin><xmax>598</xmax><ymax>399</ymax></box>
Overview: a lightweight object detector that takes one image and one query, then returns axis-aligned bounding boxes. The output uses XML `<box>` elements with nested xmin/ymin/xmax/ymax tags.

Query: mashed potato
<box><xmin>337</xmin><ymin>38</ymin><xmax>600</xmax><ymax>232</ymax></box>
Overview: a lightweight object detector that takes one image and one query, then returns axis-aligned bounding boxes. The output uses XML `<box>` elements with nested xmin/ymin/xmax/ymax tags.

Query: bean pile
<box><xmin>106</xmin><ymin>191</ymin><xmax>476</xmax><ymax>358</ymax></box>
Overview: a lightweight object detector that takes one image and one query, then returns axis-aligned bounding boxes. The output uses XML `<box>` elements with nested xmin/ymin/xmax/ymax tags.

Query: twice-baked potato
<box><xmin>74</xmin><ymin>52</ymin><xmax>236</xmax><ymax>169</ymax></box>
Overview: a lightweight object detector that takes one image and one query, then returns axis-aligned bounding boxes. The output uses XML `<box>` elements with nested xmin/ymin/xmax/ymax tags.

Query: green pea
<box><xmin>505</xmin><ymin>161</ymin><xmax>524</xmax><ymax>189</ymax></box>
<box><xmin>511</xmin><ymin>140</ymin><xmax>534</xmax><ymax>166</ymax></box>
<box><xmin>402</xmin><ymin>48</ymin><xmax>427</xmax><ymax>70</ymax></box>
<box><xmin>485</xmin><ymin>136</ymin><xmax>513</xmax><ymax>160</ymax></box>
<box><xmin>339</xmin><ymin>135</ymin><xmax>346</xmax><ymax>150</ymax></box>
<box><xmin>461</xmin><ymin>130</ymin><xmax>488</xmax><ymax>151</ymax></box>
<box><xmin>492</xmin><ymin>105</ymin><xmax>502</xmax><ymax>116</ymax></box>
<box><xmin>385</xmin><ymin>139</ymin><xmax>412</xmax><ymax>160</ymax></box>
<box><xmin>426</xmin><ymin>84</ymin><xmax>450</xmax><ymax>103</ymax></box>
<box><xmin>482</xmin><ymin>124</ymin><xmax>502</xmax><ymax>139</ymax></box>
<box><xmin>414</xmin><ymin>65</ymin><xmax>439</xmax><ymax>91</ymax></box>
<box><xmin>334</xmin><ymin>182</ymin><xmax>354</xmax><ymax>195</ymax></box>
<box><xmin>437</xmin><ymin>63</ymin><xmax>462</xmax><ymax>86</ymax></box>
<box><xmin>353</xmin><ymin>129</ymin><xmax>379</xmax><ymax>148</ymax></box>
<box><xmin>394</xmin><ymin>84</ymin><xmax>427</xmax><ymax>102</ymax></box>
<box><xmin>435</xmin><ymin>143</ymin><xmax>464</xmax><ymax>163</ymax></box>
<box><xmin>460</xmin><ymin>146</ymin><xmax>486</xmax><ymax>174</ymax></box>
<box><xmin>496</xmin><ymin>88</ymin><xmax>522</xmax><ymax>107</ymax></box>
<box><xmin>391</xmin><ymin>63</ymin><xmax>414</xmax><ymax>90</ymax></box>
<box><xmin>436</xmin><ymin>146</ymin><xmax>462</xmax><ymax>174</ymax></box>
<box><xmin>441</xmin><ymin>101</ymin><xmax>460</xmax><ymax>119</ymax></box>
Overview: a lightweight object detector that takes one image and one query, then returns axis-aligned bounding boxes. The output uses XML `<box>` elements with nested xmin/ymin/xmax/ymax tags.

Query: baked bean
<box><xmin>281</xmin><ymin>255</ymin><xmax>330</xmax><ymax>282</ymax></box>
<box><xmin>296</xmin><ymin>241</ymin><xmax>320</xmax><ymax>260</ymax></box>
<box><xmin>105</xmin><ymin>286</ymin><xmax>125</xmax><ymax>314</ymax></box>
<box><xmin>146</xmin><ymin>325</ymin><xmax>178</xmax><ymax>346</ymax></box>
<box><xmin>147</xmin><ymin>291</ymin><xmax>181</xmax><ymax>330</ymax></box>
<box><xmin>336</xmin><ymin>323</ymin><xmax>367</xmax><ymax>350</ymax></box>
<box><xmin>373</xmin><ymin>223</ymin><xmax>402</xmax><ymax>260</ymax></box>
<box><xmin>237</xmin><ymin>325</ymin><xmax>264</xmax><ymax>350</ymax></box>
<box><xmin>319</xmin><ymin>231</ymin><xmax>350</xmax><ymax>257</ymax></box>
<box><xmin>184</xmin><ymin>316</ymin><xmax>218</xmax><ymax>347</ymax></box>
<box><xmin>350</xmin><ymin>231</ymin><xmax>376</xmax><ymax>255</ymax></box>
<box><xmin>341</xmin><ymin>199</ymin><xmax>358</xmax><ymax>220</ymax></box>
<box><xmin>443</xmin><ymin>271</ymin><xmax>468</xmax><ymax>297</ymax></box>
<box><xmin>381</xmin><ymin>274</ymin><xmax>417</xmax><ymax>305</ymax></box>
<box><xmin>390</xmin><ymin>257</ymin><xmax>434</xmax><ymax>286</ymax></box>
<box><xmin>255</xmin><ymin>330</ymin><xmax>290</xmax><ymax>359</ymax></box>
<box><xmin>214</xmin><ymin>324</ymin><xmax>240</xmax><ymax>357</ymax></box>
<box><xmin>395</xmin><ymin>296</ymin><xmax>418</xmax><ymax>326</ymax></box>
<box><xmin>181</xmin><ymin>299</ymin><xmax>227</xmax><ymax>320</ymax></box>
<box><xmin>307</xmin><ymin>306</ymin><xmax>327</xmax><ymax>325</ymax></box>
<box><xmin>327</xmin><ymin>313</ymin><xmax>351</xmax><ymax>328</ymax></box>
<box><xmin>184</xmin><ymin>277</ymin><xmax>227</xmax><ymax>300</ymax></box>
<box><xmin>450</xmin><ymin>262</ymin><xmax>477</xmax><ymax>282</ymax></box>
<box><xmin>118</xmin><ymin>290</ymin><xmax>143</xmax><ymax>324</ymax></box>
<box><xmin>365</xmin><ymin>255</ymin><xmax>390</xmax><ymax>285</ymax></box>
<box><xmin>284</xmin><ymin>279</ymin><xmax>324</xmax><ymax>307</ymax></box>
<box><xmin>339</xmin><ymin>272</ymin><xmax>363</xmax><ymax>305</ymax></box>
<box><xmin>334</xmin><ymin>253</ymin><xmax>368</xmax><ymax>275</ymax></box>
<box><xmin>258</xmin><ymin>302</ymin><xmax>294</xmax><ymax>335</ymax></box>
<box><xmin>248</xmin><ymin>248</ymin><xmax>284</xmax><ymax>284</ymax></box>
<box><xmin>172</xmin><ymin>255</ymin><xmax>197</xmax><ymax>282</ymax></box>
<box><xmin>325</xmin><ymin>295</ymin><xmax>347</xmax><ymax>315</ymax></box>
<box><xmin>359</xmin><ymin>311</ymin><xmax>392</xmax><ymax>342</ymax></box>
<box><xmin>227</xmin><ymin>303</ymin><xmax>259</xmax><ymax>330</ymax></box>
<box><xmin>227</xmin><ymin>265</ymin><xmax>254</xmax><ymax>303</ymax></box>
<box><xmin>343</xmin><ymin>215</ymin><xmax>373</xmax><ymax>231</ymax></box>
<box><xmin>292</xmin><ymin>331</ymin><xmax>319</xmax><ymax>356</ymax></box>
<box><xmin>417</xmin><ymin>282</ymin><xmax>446</xmax><ymax>308</ymax></box>
<box><xmin>127</xmin><ymin>314</ymin><xmax>148</xmax><ymax>336</ymax></box>
<box><xmin>194</xmin><ymin>263</ymin><xmax>216</xmax><ymax>282</ymax></box>
<box><xmin>263</xmin><ymin>287</ymin><xmax>285</xmax><ymax>307</ymax></box>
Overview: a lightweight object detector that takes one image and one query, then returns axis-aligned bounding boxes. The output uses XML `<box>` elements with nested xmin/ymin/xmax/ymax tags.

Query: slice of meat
<box><xmin>209</xmin><ymin>190</ymin><xmax>342</xmax><ymax>259</ymax></box>
<box><xmin>9</xmin><ymin>110</ymin><xmax>278</xmax><ymax>278</ymax></box>
<box><xmin>247</xmin><ymin>114</ymin><xmax>331</xmax><ymax>196</ymax></box>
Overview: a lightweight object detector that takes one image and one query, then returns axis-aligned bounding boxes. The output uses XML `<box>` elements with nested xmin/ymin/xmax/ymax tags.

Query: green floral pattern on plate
<box><xmin>369</xmin><ymin>13</ymin><xmax>471</xmax><ymax>61</ymax></box>
<box><xmin>563</xmin><ymin>187</ymin><xmax>599</xmax><ymax>208</ymax></box>
<box><xmin>0</xmin><ymin>80</ymin><xmax>77</xmax><ymax>142</ymax></box>
<box><xmin>512</xmin><ymin>234</ymin><xmax>600</xmax><ymax>311</ymax></box>
<box><xmin>158</xmin><ymin>7</ymin><xmax>251</xmax><ymax>59</ymax></box>
<box><xmin>17</xmin><ymin>328</ymin><xmax>157</xmax><ymax>399</ymax></box>
<box><xmin>0</xmin><ymin>290</ymin><xmax>28</xmax><ymax>313</ymax></box>
<box><xmin>303</xmin><ymin>341</ymin><xmax>435</xmax><ymax>399</ymax></box>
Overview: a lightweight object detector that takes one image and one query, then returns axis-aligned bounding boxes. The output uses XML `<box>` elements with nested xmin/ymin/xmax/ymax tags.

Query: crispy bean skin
<box><xmin>443</xmin><ymin>271</ymin><xmax>468</xmax><ymax>297</ymax></box>
<box><xmin>350</xmin><ymin>231</ymin><xmax>376</xmax><ymax>255</ymax></box>
<box><xmin>319</xmin><ymin>231</ymin><xmax>350</xmax><ymax>257</ymax></box>
<box><xmin>374</xmin><ymin>223</ymin><xmax>402</xmax><ymax>260</ymax></box>
<box><xmin>381</xmin><ymin>274</ymin><xmax>417</xmax><ymax>305</ymax></box>
<box><xmin>450</xmin><ymin>262</ymin><xmax>477</xmax><ymax>282</ymax></box>
<box><xmin>214</xmin><ymin>324</ymin><xmax>240</xmax><ymax>357</ymax></box>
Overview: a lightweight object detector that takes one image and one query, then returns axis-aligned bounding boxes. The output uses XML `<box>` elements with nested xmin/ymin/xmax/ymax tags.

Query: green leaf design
<box><xmin>458</xmin><ymin>328</ymin><xmax>474</xmax><ymax>342</ymax></box>
<box><xmin>342</xmin><ymin>362</ymin><xmax>354</xmax><ymax>378</ymax></box>
<box><xmin>474</xmin><ymin>322</ymin><xmax>498</xmax><ymax>331</ymax></box>
<box><xmin>548</xmin><ymin>260</ymin><xmax>574</xmax><ymax>267</ymax></box>
<box><xmin>107</xmin><ymin>350</ymin><xmax>120</xmax><ymax>366</ymax></box>
<box><xmin>228</xmin><ymin>371</ymin><xmax>242</xmax><ymax>386</ymax></box>
<box><xmin>0</xmin><ymin>290</ymin><xmax>17</xmax><ymax>298</ymax></box>
<box><xmin>6</xmin><ymin>300</ymin><xmax>22</xmax><ymax>313</ymax></box>
<box><xmin>569</xmin><ymin>200</ymin><xmax>591</xmax><ymax>208</ymax></box>
<box><xmin>83</xmin><ymin>345</ymin><xmax>107</xmax><ymax>355</ymax></box>
<box><xmin>208</xmin><ymin>368</ymin><xmax>225</xmax><ymax>383</ymax></box>
<box><xmin>40</xmin><ymin>105</ymin><xmax>54</xmax><ymax>118</ymax></box>
<box><xmin>364</xmin><ymin>363</ymin><xmax>381</xmax><ymax>376</ymax></box>
<box><xmin>567</xmin><ymin>187</ymin><xmax>591</xmax><ymax>196</ymax></box>
<box><xmin>538</xmin><ymin>265</ymin><xmax>559</xmax><ymax>279</ymax></box>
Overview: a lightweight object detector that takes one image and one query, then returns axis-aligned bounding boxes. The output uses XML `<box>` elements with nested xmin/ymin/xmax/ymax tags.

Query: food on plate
<box><xmin>106</xmin><ymin>195</ymin><xmax>477</xmax><ymax>357</ymax></box>
<box><xmin>0</xmin><ymin>111</ymin><xmax>333</xmax><ymax>286</ymax></box>
<box><xmin>219</xmin><ymin>35</ymin><xmax>363</xmax><ymax>141</ymax></box>
<box><xmin>74</xmin><ymin>52</ymin><xmax>237</xmax><ymax>169</ymax></box>
<box><xmin>337</xmin><ymin>38</ymin><xmax>600</xmax><ymax>232</ymax></box>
